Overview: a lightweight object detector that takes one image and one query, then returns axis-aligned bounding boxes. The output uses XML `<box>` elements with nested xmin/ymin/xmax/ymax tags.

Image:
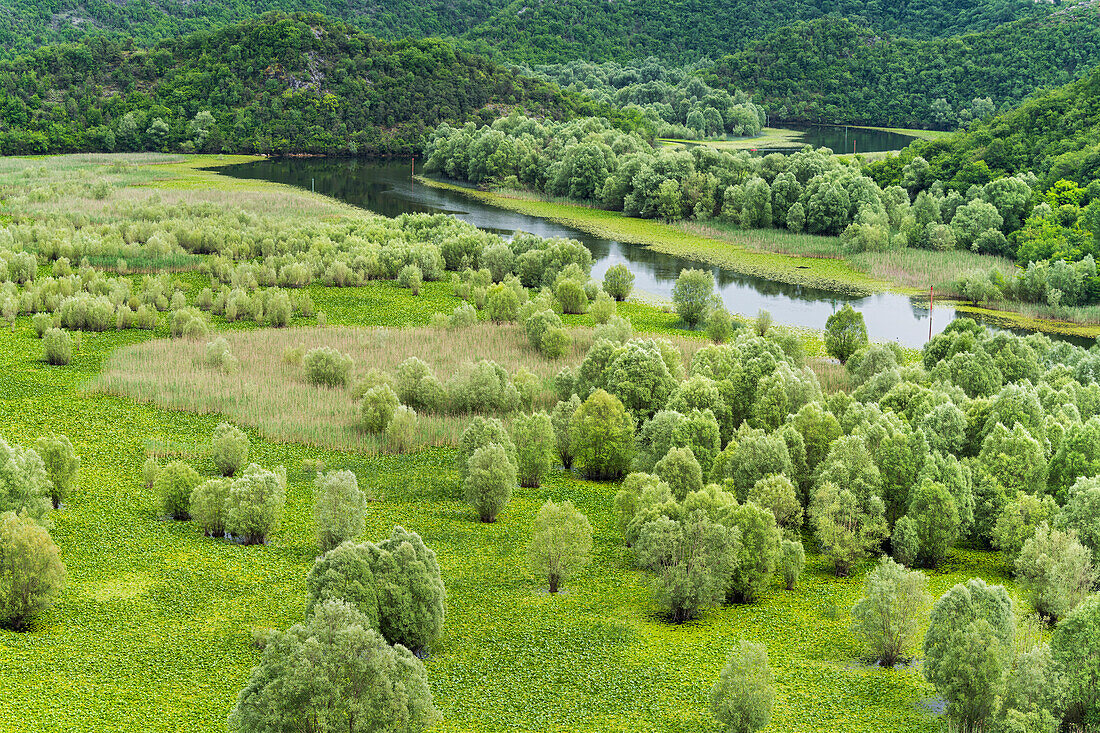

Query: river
<box><xmin>217</xmin><ymin>158</ymin><xmax>967</xmax><ymax>348</ymax></box>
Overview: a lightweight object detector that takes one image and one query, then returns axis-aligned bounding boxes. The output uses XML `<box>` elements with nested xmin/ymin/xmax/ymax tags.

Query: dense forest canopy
<box><xmin>708</xmin><ymin>11</ymin><xmax>1100</xmax><ymax>130</ymax></box>
<box><xmin>0</xmin><ymin>13</ymin><xmax>625</xmax><ymax>156</ymax></box>
<box><xmin>0</xmin><ymin>0</ymin><xmax>1057</xmax><ymax>62</ymax></box>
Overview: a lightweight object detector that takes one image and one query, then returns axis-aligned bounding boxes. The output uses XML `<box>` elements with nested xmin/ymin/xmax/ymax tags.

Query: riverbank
<box><xmin>416</xmin><ymin>176</ymin><xmax>1100</xmax><ymax>339</ymax></box>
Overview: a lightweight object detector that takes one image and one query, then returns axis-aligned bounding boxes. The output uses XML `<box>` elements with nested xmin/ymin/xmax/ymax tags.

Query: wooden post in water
<box><xmin>411</xmin><ymin>157</ymin><xmax>415</xmax><ymax>182</ymax></box>
<box><xmin>929</xmin><ymin>285</ymin><xmax>934</xmax><ymax>343</ymax></box>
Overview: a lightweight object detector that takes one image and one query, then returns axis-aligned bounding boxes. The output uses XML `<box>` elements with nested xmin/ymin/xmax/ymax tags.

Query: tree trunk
<box><xmin>549</xmin><ymin>574</ymin><xmax>559</xmax><ymax>593</ymax></box>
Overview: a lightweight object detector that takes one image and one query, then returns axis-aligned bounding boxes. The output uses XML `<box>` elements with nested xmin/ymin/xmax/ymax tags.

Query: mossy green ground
<box><xmin>0</xmin><ymin>155</ymin><xmax>1017</xmax><ymax>733</ymax></box>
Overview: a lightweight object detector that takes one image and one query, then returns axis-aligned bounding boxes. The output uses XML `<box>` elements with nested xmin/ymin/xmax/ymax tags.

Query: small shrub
<box><xmin>142</xmin><ymin>456</ymin><xmax>159</xmax><ymax>489</ymax></box>
<box><xmin>32</xmin><ymin>313</ymin><xmax>51</xmax><ymax>338</ymax></box>
<box><xmin>486</xmin><ymin>284</ymin><xmax>519</xmax><ymax>322</ymax></box>
<box><xmin>589</xmin><ymin>290</ymin><xmax>616</xmax><ymax>324</ymax></box>
<box><xmin>225</xmin><ymin>464</ymin><xmax>287</xmax><ymax>544</ymax></box>
<box><xmin>710</xmin><ymin>640</ymin><xmax>775</xmax><ymax>733</ymax></box>
<box><xmin>359</xmin><ymin>385</ymin><xmax>399</xmax><ymax>434</ymax></box>
<box><xmin>303</xmin><ymin>346</ymin><xmax>353</xmax><ymax>388</ymax></box>
<box><xmin>593</xmin><ymin>315</ymin><xmax>632</xmax><ymax>344</ymax></box>
<box><xmin>384</xmin><ymin>406</ymin><xmax>417</xmax><ymax>453</ymax></box>
<box><xmin>449</xmin><ymin>302</ymin><xmax>478</xmax><ymax>328</ymax></box>
<box><xmin>850</xmin><ymin>556</ymin><xmax>931</xmax><ymax>667</ymax></box>
<box><xmin>603</xmin><ymin>264</ymin><xmax>635</xmax><ymax>301</ymax></box>
<box><xmin>134</xmin><ymin>304</ymin><xmax>158</xmax><ymax>330</ymax></box>
<box><xmin>753</xmin><ymin>309</ymin><xmax>773</xmax><ymax>338</ymax></box>
<box><xmin>464</xmin><ymin>443</ymin><xmax>515</xmax><ymax>522</ymax></box>
<box><xmin>397</xmin><ymin>264</ymin><xmax>422</xmax><ymax>295</ymax></box>
<box><xmin>204</xmin><ymin>337</ymin><xmax>237</xmax><ymax>374</ymax></box>
<box><xmin>34</xmin><ymin>434</ymin><xmax>79</xmax><ymax>509</ymax></box>
<box><xmin>191</xmin><ymin>478</ymin><xmax>232</xmax><ymax>537</ymax></box>
<box><xmin>779</xmin><ymin>539</ymin><xmax>805</xmax><ymax>590</ymax></box>
<box><xmin>43</xmin><ymin>328</ymin><xmax>71</xmax><ymax>365</ymax></box>
<box><xmin>513</xmin><ymin>412</ymin><xmax>556</xmax><ymax>488</ymax></box>
<box><xmin>0</xmin><ymin>511</ymin><xmax>66</xmax><ymax>630</ymax></box>
<box><xmin>170</xmin><ymin>307</ymin><xmax>210</xmax><ymax>339</ymax></box>
<box><xmin>154</xmin><ymin>460</ymin><xmax>201</xmax><ymax>520</ymax></box>
<box><xmin>527</xmin><ymin>500</ymin><xmax>593</xmax><ymax>592</ymax></box>
<box><xmin>211</xmin><ymin>423</ymin><xmax>250</xmax><ymax>477</ymax></box>
<box><xmin>556</xmin><ymin>278</ymin><xmax>588</xmax><ymax>314</ymax></box>
<box><xmin>313</xmin><ymin>470</ymin><xmax>366</xmax><ymax>553</ymax></box>
<box><xmin>707</xmin><ymin>307</ymin><xmax>734</xmax><ymax>343</ymax></box>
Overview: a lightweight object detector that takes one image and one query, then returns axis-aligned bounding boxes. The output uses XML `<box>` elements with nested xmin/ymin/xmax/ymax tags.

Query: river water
<box><xmin>217</xmin><ymin>158</ymin><xmax>966</xmax><ymax>348</ymax></box>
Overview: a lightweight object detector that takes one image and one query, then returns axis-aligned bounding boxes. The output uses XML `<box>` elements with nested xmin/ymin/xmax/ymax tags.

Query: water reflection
<box><xmin>218</xmin><ymin>158</ymin><xmax>981</xmax><ymax>348</ymax></box>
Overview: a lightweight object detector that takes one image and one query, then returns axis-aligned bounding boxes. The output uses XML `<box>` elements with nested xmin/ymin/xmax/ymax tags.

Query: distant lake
<box><xmin>772</xmin><ymin>124</ymin><xmax>919</xmax><ymax>154</ymax></box>
<box><xmin>215</xmin><ymin>158</ymin><xmax>1079</xmax><ymax>348</ymax></box>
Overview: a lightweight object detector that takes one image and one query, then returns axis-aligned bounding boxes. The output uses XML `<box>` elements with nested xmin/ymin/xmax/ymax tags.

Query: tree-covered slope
<box><xmin>708</xmin><ymin>10</ymin><xmax>1100</xmax><ymax>130</ymax></box>
<box><xmin>0</xmin><ymin>0</ymin><xmax>1051</xmax><ymax>63</ymax></box>
<box><xmin>460</xmin><ymin>0</ymin><xmax>1049</xmax><ymax>64</ymax></box>
<box><xmin>0</xmin><ymin>13</ymin><xmax>611</xmax><ymax>156</ymax></box>
<box><xmin>868</xmin><ymin>65</ymin><xmax>1100</xmax><ymax>191</ymax></box>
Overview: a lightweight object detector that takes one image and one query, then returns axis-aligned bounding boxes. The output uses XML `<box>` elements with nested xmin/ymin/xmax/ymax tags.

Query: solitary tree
<box><xmin>710</xmin><ymin>640</ymin><xmax>775</xmax><ymax>733</ymax></box>
<box><xmin>603</xmin><ymin>264</ymin><xmax>635</xmax><ymax>301</ymax></box>
<box><xmin>569</xmin><ymin>389</ymin><xmax>635</xmax><ymax>480</ymax></box>
<box><xmin>923</xmin><ymin>578</ymin><xmax>1015</xmax><ymax>729</ymax></box>
<box><xmin>512</xmin><ymin>412</ymin><xmax>556</xmax><ymax>488</ymax></box>
<box><xmin>228</xmin><ymin>600</ymin><xmax>438</xmax><ymax>733</ymax></box>
<box><xmin>779</xmin><ymin>538</ymin><xmax>805</xmax><ymax>590</ymax></box>
<box><xmin>850</xmin><ymin>556</ymin><xmax>931</xmax><ymax>667</ymax></box>
<box><xmin>190</xmin><ymin>478</ymin><xmax>231</xmax><ymax>537</ymax></box>
<box><xmin>154</xmin><ymin>460</ymin><xmax>201</xmax><ymax>520</ymax></box>
<box><xmin>0</xmin><ymin>511</ymin><xmax>66</xmax><ymax>630</ymax></box>
<box><xmin>464</xmin><ymin>444</ymin><xmax>515</xmax><ymax>522</ymax></box>
<box><xmin>824</xmin><ymin>304</ymin><xmax>868</xmax><ymax>364</ymax></box>
<box><xmin>527</xmin><ymin>500</ymin><xmax>593</xmax><ymax>593</ymax></box>
<box><xmin>672</xmin><ymin>268</ymin><xmax>719</xmax><ymax>329</ymax></box>
<box><xmin>34</xmin><ymin>433</ymin><xmax>79</xmax><ymax>509</ymax></box>
<box><xmin>225</xmin><ymin>464</ymin><xmax>287</xmax><ymax>544</ymax></box>
<box><xmin>635</xmin><ymin>512</ymin><xmax>740</xmax><ymax>622</ymax></box>
<box><xmin>313</xmin><ymin>470</ymin><xmax>367</xmax><ymax>553</ymax></box>
<box><xmin>211</xmin><ymin>423</ymin><xmax>249</xmax><ymax>477</ymax></box>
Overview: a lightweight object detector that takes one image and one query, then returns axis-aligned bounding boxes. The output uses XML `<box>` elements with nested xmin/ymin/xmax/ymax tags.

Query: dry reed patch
<box><xmin>92</xmin><ymin>323</ymin><xmax>704</xmax><ymax>454</ymax></box>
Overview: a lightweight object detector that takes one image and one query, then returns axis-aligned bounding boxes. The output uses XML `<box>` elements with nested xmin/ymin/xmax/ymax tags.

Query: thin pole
<box><xmin>929</xmin><ymin>285</ymin><xmax>934</xmax><ymax>343</ymax></box>
<box><xmin>411</xmin><ymin>157</ymin><xmax>415</xmax><ymax>181</ymax></box>
<box><xmin>311</xmin><ymin>178</ymin><xmax>314</xmax><ymax>193</ymax></box>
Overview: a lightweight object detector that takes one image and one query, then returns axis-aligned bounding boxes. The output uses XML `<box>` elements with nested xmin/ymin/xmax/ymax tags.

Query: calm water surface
<box><xmin>218</xmin><ymin>158</ymin><xmax>971</xmax><ymax>348</ymax></box>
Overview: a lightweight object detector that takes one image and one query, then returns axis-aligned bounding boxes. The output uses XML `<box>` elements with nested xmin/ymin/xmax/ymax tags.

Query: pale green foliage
<box><xmin>1058</xmin><ymin>476</ymin><xmax>1100</xmax><ymax>557</ymax></box>
<box><xmin>43</xmin><ymin>327</ymin><xmax>71</xmax><ymax>365</ymax></box>
<box><xmin>589</xmin><ymin>290</ymin><xmax>616</xmax><ymax>324</ymax></box>
<box><xmin>303</xmin><ymin>346</ymin><xmax>354</xmax><ymax>388</ymax></box>
<box><xmin>710</xmin><ymin>640</ymin><xmax>775</xmax><ymax>733</ymax></box>
<box><xmin>603</xmin><ymin>263</ymin><xmax>634</xmax><ymax>301</ymax></box>
<box><xmin>635</xmin><ymin>511</ymin><xmax>740</xmax><ymax>623</ymax></box>
<box><xmin>512</xmin><ymin>412</ymin><xmax>556</xmax><ymax>488</ymax></box>
<box><xmin>707</xmin><ymin>307</ymin><xmax>734</xmax><ymax>344</ymax></box>
<box><xmin>1050</xmin><ymin>595</ymin><xmax>1100</xmax><ymax>726</ymax></box>
<box><xmin>359</xmin><ymin>385</ymin><xmax>399</xmax><ymax>434</ymax></box>
<box><xmin>613</xmin><ymin>472</ymin><xmax>672</xmax><ymax>544</ymax></box>
<box><xmin>891</xmin><ymin>515</ymin><xmax>920</xmax><ymax>567</ymax></box>
<box><xmin>0</xmin><ymin>511</ymin><xmax>66</xmax><ymax>630</ymax></box>
<box><xmin>211</xmin><ymin>422</ymin><xmax>249</xmax><ymax>477</ymax></box>
<box><xmin>191</xmin><ymin>478</ymin><xmax>231</xmax><ymax>537</ymax></box>
<box><xmin>369</xmin><ymin>526</ymin><xmax>447</xmax><ymax>652</ymax></box>
<box><xmin>170</xmin><ymin>307</ymin><xmax>210</xmax><ymax>338</ymax></box>
<box><xmin>672</xmin><ymin>268</ymin><xmax>719</xmax><ymax>329</ymax></box>
<box><xmin>33</xmin><ymin>433</ymin><xmax>78</xmax><ymax>509</ymax></box>
<box><xmin>394</xmin><ymin>357</ymin><xmax>446</xmax><ymax>413</ymax></box>
<box><xmin>313</xmin><ymin>470</ymin><xmax>366</xmax><ymax>553</ymax></box>
<box><xmin>464</xmin><ymin>444</ymin><xmax>515</xmax><ymax>523</ymax></box>
<box><xmin>397</xmin><ymin>263</ymin><xmax>422</xmax><ymax>294</ymax></box>
<box><xmin>457</xmin><ymin>417</ymin><xmax>517</xmax><ymax>484</ymax></box>
<box><xmin>809</xmin><ymin>481</ymin><xmax>887</xmax><ymax>576</ymax></box>
<box><xmin>654</xmin><ymin>446</ymin><xmax>703</xmax><ymax>501</ymax></box>
<box><xmin>923</xmin><ymin>578</ymin><xmax>1015</xmax><ymax>729</ymax></box>
<box><xmin>225</xmin><ymin>464</ymin><xmax>287</xmax><ymax>544</ymax></box>
<box><xmin>907</xmin><ymin>480</ymin><xmax>960</xmax><ymax>568</ymax></box>
<box><xmin>725</xmin><ymin>502</ymin><xmax>781</xmax><ymax>604</ymax></box>
<box><xmin>850</xmin><ymin>556</ymin><xmax>931</xmax><ymax>667</ymax></box>
<box><xmin>1014</xmin><ymin>523</ymin><xmax>1096</xmax><ymax>622</ymax></box>
<box><xmin>227</xmin><ymin>600</ymin><xmax>438</xmax><ymax>733</ymax></box>
<box><xmin>593</xmin><ymin>315</ymin><xmax>632</xmax><ymax>344</ymax></box>
<box><xmin>486</xmin><ymin>283</ymin><xmax>520</xmax><ymax>322</ymax></box>
<box><xmin>384</xmin><ymin>406</ymin><xmax>418</xmax><ymax>453</ymax></box>
<box><xmin>305</xmin><ymin>542</ymin><xmax>380</xmax><ymax>630</ymax></box>
<box><xmin>154</xmin><ymin>460</ymin><xmax>200</xmax><ymax>520</ymax></box>
<box><xmin>748</xmin><ymin>474</ymin><xmax>803</xmax><ymax>534</ymax></box>
<box><xmin>993</xmin><ymin>493</ymin><xmax>1058</xmax><ymax>562</ymax></box>
<box><xmin>996</xmin><ymin>643</ymin><xmax>1065</xmax><ymax>733</ymax></box>
<box><xmin>527</xmin><ymin>500</ymin><xmax>593</xmax><ymax>593</ymax></box>
<box><xmin>824</xmin><ymin>304</ymin><xmax>867</xmax><ymax>364</ymax></box>
<box><xmin>779</xmin><ymin>538</ymin><xmax>804</xmax><ymax>590</ymax></box>
<box><xmin>550</xmin><ymin>395</ymin><xmax>581</xmax><ymax>469</ymax></box>
<box><xmin>142</xmin><ymin>456</ymin><xmax>159</xmax><ymax>489</ymax></box>
<box><xmin>569</xmin><ymin>389</ymin><xmax>635</xmax><ymax>480</ymax></box>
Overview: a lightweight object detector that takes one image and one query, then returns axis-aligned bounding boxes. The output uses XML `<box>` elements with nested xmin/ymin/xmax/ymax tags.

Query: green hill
<box><xmin>0</xmin><ymin>0</ymin><xmax>1050</xmax><ymax>62</ymax></box>
<box><xmin>0</xmin><ymin>13</ymin><xmax>611</xmax><ymax>156</ymax></box>
<box><xmin>868</xmin><ymin>65</ymin><xmax>1100</xmax><ymax>191</ymax></box>
<box><xmin>707</xmin><ymin>10</ymin><xmax>1100</xmax><ymax>130</ymax></box>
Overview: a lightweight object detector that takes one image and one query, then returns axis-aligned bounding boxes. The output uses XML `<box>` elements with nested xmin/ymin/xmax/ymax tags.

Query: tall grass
<box><xmin>92</xmin><ymin>323</ymin><xmax>706</xmax><ymax>454</ymax></box>
<box><xmin>682</xmin><ymin>221</ymin><xmax>843</xmax><ymax>258</ymax></box>
<box><xmin>848</xmin><ymin>249</ymin><xmax>1017</xmax><ymax>290</ymax></box>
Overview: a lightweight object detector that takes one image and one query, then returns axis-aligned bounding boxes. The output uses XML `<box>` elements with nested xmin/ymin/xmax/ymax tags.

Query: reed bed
<box><xmin>92</xmin><ymin>323</ymin><xmax>706</xmax><ymax>454</ymax></box>
<box><xmin>848</xmin><ymin>249</ymin><xmax>1018</xmax><ymax>290</ymax></box>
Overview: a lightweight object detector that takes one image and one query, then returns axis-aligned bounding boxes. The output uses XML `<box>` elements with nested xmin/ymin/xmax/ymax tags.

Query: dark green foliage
<box><xmin>672</xmin><ymin>269</ymin><xmax>719</xmax><ymax>330</ymax></box>
<box><xmin>1050</xmin><ymin>595</ymin><xmax>1100</xmax><ymax>728</ymax></box>
<box><xmin>305</xmin><ymin>542</ymin><xmax>382</xmax><ymax>630</ymax></box>
<box><xmin>724</xmin><ymin>502</ymin><xmax>781</xmax><ymax>605</ymax></box>
<box><xmin>0</xmin><ymin>14</ymin><xmax>594</xmax><ymax>157</ymax></box>
<box><xmin>569</xmin><ymin>389</ymin><xmax>635</xmax><ymax>480</ymax></box>
<box><xmin>823</xmin><ymin>304</ymin><xmax>867</xmax><ymax>365</ymax></box>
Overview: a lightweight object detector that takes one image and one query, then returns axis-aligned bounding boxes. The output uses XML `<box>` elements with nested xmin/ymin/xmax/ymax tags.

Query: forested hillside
<box><xmin>710</xmin><ymin>11</ymin><xmax>1100</xmax><ymax>129</ymax></box>
<box><xmin>0</xmin><ymin>13</ymin><xmax>614</xmax><ymax>156</ymax></box>
<box><xmin>0</xmin><ymin>0</ymin><xmax>1052</xmax><ymax>62</ymax></box>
